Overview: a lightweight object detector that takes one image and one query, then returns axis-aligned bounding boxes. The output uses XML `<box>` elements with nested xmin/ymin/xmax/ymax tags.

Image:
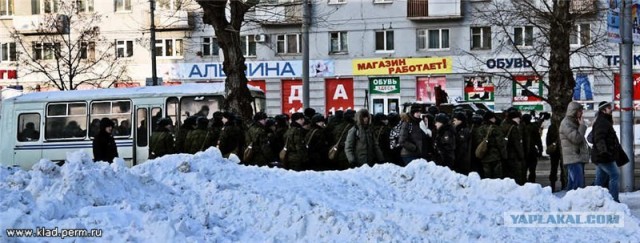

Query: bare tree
<box><xmin>465</xmin><ymin>0</ymin><xmax>609</xmax><ymax>127</ymax></box>
<box><xmin>11</xmin><ymin>1</ymin><xmax>129</xmax><ymax>91</ymax></box>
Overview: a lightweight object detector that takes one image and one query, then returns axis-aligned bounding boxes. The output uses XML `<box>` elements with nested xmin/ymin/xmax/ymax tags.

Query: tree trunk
<box><xmin>548</xmin><ymin>1</ymin><xmax>575</xmax><ymax>126</ymax></box>
<box><xmin>198</xmin><ymin>1</ymin><xmax>254</xmax><ymax>121</ymax></box>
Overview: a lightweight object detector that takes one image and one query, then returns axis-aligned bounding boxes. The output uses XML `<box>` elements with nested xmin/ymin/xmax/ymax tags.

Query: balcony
<box><xmin>407</xmin><ymin>0</ymin><xmax>462</xmax><ymax>20</ymax></box>
<box><xmin>255</xmin><ymin>1</ymin><xmax>303</xmax><ymax>26</ymax></box>
<box><xmin>13</xmin><ymin>15</ymin><xmax>69</xmax><ymax>35</ymax></box>
<box><xmin>149</xmin><ymin>9</ymin><xmax>194</xmax><ymax>30</ymax></box>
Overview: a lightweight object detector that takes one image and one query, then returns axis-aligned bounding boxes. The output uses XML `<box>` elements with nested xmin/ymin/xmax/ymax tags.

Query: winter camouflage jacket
<box><xmin>149</xmin><ymin>128</ymin><xmax>175</xmax><ymax>158</ymax></box>
<box><xmin>283</xmin><ymin>122</ymin><xmax>308</xmax><ymax>171</ymax></box>
<box><xmin>245</xmin><ymin>122</ymin><xmax>275</xmax><ymax>166</ymax></box>
<box><xmin>473</xmin><ymin>122</ymin><xmax>506</xmax><ymax>163</ymax></box>
<box><xmin>184</xmin><ymin>129</ymin><xmax>215</xmax><ymax>154</ymax></box>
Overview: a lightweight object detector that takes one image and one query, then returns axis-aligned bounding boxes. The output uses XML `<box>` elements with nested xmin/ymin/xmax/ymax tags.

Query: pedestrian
<box><xmin>522</xmin><ymin>114</ymin><xmax>543</xmax><ymax>183</ymax></box>
<box><xmin>434</xmin><ymin>113</ymin><xmax>456</xmax><ymax>170</ymax></box>
<box><xmin>149</xmin><ymin>118</ymin><xmax>176</xmax><ymax>159</ymax></box>
<box><xmin>474</xmin><ymin>111</ymin><xmax>506</xmax><ymax>179</ymax></box>
<box><xmin>371</xmin><ymin>113</ymin><xmax>392</xmax><ymax>163</ymax></box>
<box><xmin>546</xmin><ymin>121</ymin><xmax>566</xmax><ymax>192</ymax></box>
<box><xmin>92</xmin><ymin>117</ymin><xmax>118</xmax><ymax>163</ymax></box>
<box><xmin>282</xmin><ymin>112</ymin><xmax>308</xmax><ymax>171</ymax></box>
<box><xmin>217</xmin><ymin>112</ymin><xmax>243</xmax><ymax>158</ymax></box>
<box><xmin>244</xmin><ymin>112</ymin><xmax>274</xmax><ymax>166</ymax></box>
<box><xmin>502</xmin><ymin>107</ymin><xmax>526</xmax><ymax>185</ymax></box>
<box><xmin>399</xmin><ymin>105</ymin><xmax>424</xmax><ymax>165</ymax></box>
<box><xmin>306</xmin><ymin>114</ymin><xmax>329</xmax><ymax>170</ymax></box>
<box><xmin>591</xmin><ymin>101</ymin><xmax>626</xmax><ymax>202</ymax></box>
<box><xmin>559</xmin><ymin>101</ymin><xmax>589</xmax><ymax>190</ymax></box>
<box><xmin>175</xmin><ymin>116</ymin><xmax>197</xmax><ymax>153</ymax></box>
<box><xmin>345</xmin><ymin>109</ymin><xmax>384</xmax><ymax>167</ymax></box>
<box><xmin>419</xmin><ymin>113</ymin><xmax>437</xmax><ymax>162</ymax></box>
<box><xmin>184</xmin><ymin>117</ymin><xmax>215</xmax><ymax>154</ymax></box>
<box><xmin>452</xmin><ymin>112</ymin><xmax>472</xmax><ymax>175</ymax></box>
<box><xmin>328</xmin><ymin>110</ymin><xmax>355</xmax><ymax>170</ymax></box>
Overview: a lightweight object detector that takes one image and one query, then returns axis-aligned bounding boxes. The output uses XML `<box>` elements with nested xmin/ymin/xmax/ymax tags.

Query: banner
<box><xmin>248</xmin><ymin>80</ymin><xmax>266</xmax><ymax>93</ymax></box>
<box><xmin>353</xmin><ymin>57</ymin><xmax>452</xmax><ymax>75</ymax></box>
<box><xmin>613</xmin><ymin>73</ymin><xmax>640</xmax><ymax>100</ymax></box>
<box><xmin>325</xmin><ymin>78</ymin><xmax>354</xmax><ymax>115</ymax></box>
<box><xmin>281</xmin><ymin>79</ymin><xmax>303</xmax><ymax>115</ymax></box>
<box><xmin>608</xmin><ymin>0</ymin><xmax>640</xmax><ymax>43</ymax></box>
<box><xmin>464</xmin><ymin>76</ymin><xmax>494</xmax><ymax>102</ymax></box>
<box><xmin>416</xmin><ymin>76</ymin><xmax>446</xmax><ymax>103</ymax></box>
<box><xmin>512</xmin><ymin>75</ymin><xmax>544</xmax><ymax>111</ymax></box>
<box><xmin>158</xmin><ymin>60</ymin><xmax>334</xmax><ymax>80</ymax></box>
<box><xmin>369</xmin><ymin>77</ymin><xmax>400</xmax><ymax>94</ymax></box>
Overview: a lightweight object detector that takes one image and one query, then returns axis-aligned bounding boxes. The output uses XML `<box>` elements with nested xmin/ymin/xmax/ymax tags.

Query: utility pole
<box><xmin>620</xmin><ymin>0</ymin><xmax>635</xmax><ymax>192</ymax></box>
<box><xmin>302</xmin><ymin>0</ymin><xmax>311</xmax><ymax>109</ymax></box>
<box><xmin>149</xmin><ymin>0</ymin><xmax>158</xmax><ymax>86</ymax></box>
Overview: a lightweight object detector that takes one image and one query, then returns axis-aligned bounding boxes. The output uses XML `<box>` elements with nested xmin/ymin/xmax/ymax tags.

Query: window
<box><xmin>17</xmin><ymin>113</ymin><xmax>41</xmax><ymax>142</ymax></box>
<box><xmin>157</xmin><ymin>0</ymin><xmax>182</xmax><ymax>10</ymax></box>
<box><xmin>242</xmin><ymin>35</ymin><xmax>256</xmax><ymax>57</ymax></box>
<box><xmin>328</xmin><ymin>0</ymin><xmax>346</xmax><ymax>4</ymax></box>
<box><xmin>136</xmin><ymin>108</ymin><xmax>148</xmax><ymax>146</ymax></box>
<box><xmin>471</xmin><ymin>26</ymin><xmax>491</xmax><ymax>50</ymax></box>
<box><xmin>180</xmin><ymin>96</ymin><xmax>221</xmax><ymax>122</ymax></box>
<box><xmin>32</xmin><ymin>42</ymin><xmax>60</xmax><ymax>60</ymax></box>
<box><xmin>0</xmin><ymin>0</ymin><xmax>13</xmax><ymax>16</ymax></box>
<box><xmin>570</xmin><ymin>23</ymin><xmax>590</xmax><ymax>46</ymax></box>
<box><xmin>155</xmin><ymin>39</ymin><xmax>183</xmax><ymax>57</ymax></box>
<box><xmin>375</xmin><ymin>30</ymin><xmax>394</xmax><ymax>52</ymax></box>
<box><xmin>514</xmin><ymin>26</ymin><xmax>534</xmax><ymax>47</ymax></box>
<box><xmin>32</xmin><ymin>0</ymin><xmax>59</xmax><ymax>14</ymax></box>
<box><xmin>76</xmin><ymin>0</ymin><xmax>94</xmax><ymax>12</ymax></box>
<box><xmin>276</xmin><ymin>34</ymin><xmax>301</xmax><ymax>54</ymax></box>
<box><xmin>116</xmin><ymin>40</ymin><xmax>133</xmax><ymax>58</ymax></box>
<box><xmin>417</xmin><ymin>29</ymin><xmax>449</xmax><ymax>50</ymax></box>
<box><xmin>46</xmin><ymin>102</ymin><xmax>87</xmax><ymax>140</ymax></box>
<box><xmin>330</xmin><ymin>31</ymin><xmax>348</xmax><ymax>54</ymax></box>
<box><xmin>90</xmin><ymin>100</ymin><xmax>131</xmax><ymax>137</ymax></box>
<box><xmin>80</xmin><ymin>41</ymin><xmax>95</xmax><ymax>60</ymax></box>
<box><xmin>115</xmin><ymin>0</ymin><xmax>131</xmax><ymax>12</ymax></box>
<box><xmin>1</xmin><ymin>42</ymin><xmax>16</xmax><ymax>62</ymax></box>
<box><xmin>202</xmin><ymin>37</ymin><xmax>219</xmax><ymax>56</ymax></box>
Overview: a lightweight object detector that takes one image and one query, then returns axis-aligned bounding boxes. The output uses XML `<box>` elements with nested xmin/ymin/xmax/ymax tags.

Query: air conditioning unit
<box><xmin>254</xmin><ymin>34</ymin><xmax>267</xmax><ymax>42</ymax></box>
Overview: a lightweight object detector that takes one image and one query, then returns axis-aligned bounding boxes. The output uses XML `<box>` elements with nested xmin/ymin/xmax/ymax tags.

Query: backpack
<box><xmin>389</xmin><ymin>121</ymin><xmax>411</xmax><ymax>149</ymax></box>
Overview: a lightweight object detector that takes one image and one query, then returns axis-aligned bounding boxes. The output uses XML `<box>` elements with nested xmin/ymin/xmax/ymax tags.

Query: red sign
<box><xmin>248</xmin><ymin>80</ymin><xmax>266</xmax><ymax>93</ymax></box>
<box><xmin>281</xmin><ymin>79</ymin><xmax>303</xmax><ymax>115</ymax></box>
<box><xmin>613</xmin><ymin>73</ymin><xmax>640</xmax><ymax>100</ymax></box>
<box><xmin>416</xmin><ymin>76</ymin><xmax>446</xmax><ymax>103</ymax></box>
<box><xmin>0</xmin><ymin>69</ymin><xmax>17</xmax><ymax>80</ymax></box>
<box><xmin>325</xmin><ymin>78</ymin><xmax>354</xmax><ymax>115</ymax></box>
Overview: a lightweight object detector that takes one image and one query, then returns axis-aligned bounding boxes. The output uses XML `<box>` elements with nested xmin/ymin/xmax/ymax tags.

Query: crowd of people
<box><xmin>90</xmin><ymin>101</ymin><xmax>626</xmax><ymax>202</ymax></box>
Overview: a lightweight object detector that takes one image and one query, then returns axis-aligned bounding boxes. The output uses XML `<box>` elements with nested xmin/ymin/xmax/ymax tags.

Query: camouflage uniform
<box><xmin>149</xmin><ymin>127</ymin><xmax>175</xmax><ymax>159</ymax></box>
<box><xmin>501</xmin><ymin>119</ymin><xmax>526</xmax><ymax>185</ymax></box>
<box><xmin>473</xmin><ymin>122</ymin><xmax>506</xmax><ymax>179</ymax></box>
<box><xmin>245</xmin><ymin>122</ymin><xmax>275</xmax><ymax>166</ymax></box>
<box><xmin>282</xmin><ymin>122</ymin><xmax>308</xmax><ymax>171</ymax></box>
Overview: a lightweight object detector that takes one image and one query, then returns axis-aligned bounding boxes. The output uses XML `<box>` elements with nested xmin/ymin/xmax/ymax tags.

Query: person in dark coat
<box><xmin>501</xmin><ymin>107</ymin><xmax>526</xmax><ymax>185</ymax></box>
<box><xmin>244</xmin><ymin>112</ymin><xmax>275</xmax><ymax>166</ymax></box>
<box><xmin>434</xmin><ymin>113</ymin><xmax>456</xmax><ymax>169</ymax></box>
<box><xmin>306</xmin><ymin>114</ymin><xmax>329</xmax><ymax>170</ymax></box>
<box><xmin>184</xmin><ymin>117</ymin><xmax>215</xmax><ymax>154</ymax></box>
<box><xmin>175</xmin><ymin>116</ymin><xmax>197</xmax><ymax>153</ymax></box>
<box><xmin>283</xmin><ymin>112</ymin><xmax>308</xmax><ymax>171</ymax></box>
<box><xmin>522</xmin><ymin>113</ymin><xmax>543</xmax><ymax>183</ymax></box>
<box><xmin>149</xmin><ymin>118</ymin><xmax>176</xmax><ymax>159</ymax></box>
<box><xmin>473</xmin><ymin>111</ymin><xmax>506</xmax><ymax>179</ymax></box>
<box><xmin>546</xmin><ymin>121</ymin><xmax>565</xmax><ymax>192</ymax></box>
<box><xmin>468</xmin><ymin>113</ymin><xmax>484</xmax><ymax>176</ymax></box>
<box><xmin>452</xmin><ymin>112</ymin><xmax>472</xmax><ymax>175</ymax></box>
<box><xmin>93</xmin><ymin>117</ymin><xmax>119</xmax><ymax>163</ymax></box>
<box><xmin>328</xmin><ymin>110</ymin><xmax>355</xmax><ymax>170</ymax></box>
<box><xmin>371</xmin><ymin>113</ymin><xmax>392</xmax><ymax>163</ymax></box>
<box><xmin>591</xmin><ymin>101</ymin><xmax>622</xmax><ymax>202</ymax></box>
<box><xmin>386</xmin><ymin>112</ymin><xmax>403</xmax><ymax>165</ymax></box>
<box><xmin>345</xmin><ymin>109</ymin><xmax>384</xmax><ymax>167</ymax></box>
<box><xmin>399</xmin><ymin>105</ymin><xmax>424</xmax><ymax>165</ymax></box>
<box><xmin>217</xmin><ymin>112</ymin><xmax>244</xmax><ymax>158</ymax></box>
<box><xmin>210</xmin><ymin>111</ymin><xmax>224</xmax><ymax>147</ymax></box>
<box><xmin>272</xmin><ymin>114</ymin><xmax>289</xmax><ymax>163</ymax></box>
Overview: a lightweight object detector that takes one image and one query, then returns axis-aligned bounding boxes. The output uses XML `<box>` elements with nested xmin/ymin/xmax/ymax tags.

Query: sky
<box><xmin>1</xmin><ymin>148</ymin><xmax>639</xmax><ymax>242</ymax></box>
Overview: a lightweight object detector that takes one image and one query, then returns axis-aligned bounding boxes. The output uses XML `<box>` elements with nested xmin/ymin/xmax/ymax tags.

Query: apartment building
<box><xmin>0</xmin><ymin>0</ymin><xmax>624</xmax><ymax>116</ymax></box>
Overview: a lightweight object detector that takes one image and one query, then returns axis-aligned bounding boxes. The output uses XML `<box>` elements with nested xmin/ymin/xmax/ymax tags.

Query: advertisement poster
<box><xmin>353</xmin><ymin>57</ymin><xmax>452</xmax><ymax>75</ymax></box>
<box><xmin>463</xmin><ymin>76</ymin><xmax>494</xmax><ymax>102</ymax></box>
<box><xmin>416</xmin><ymin>76</ymin><xmax>446</xmax><ymax>103</ymax></box>
<box><xmin>325</xmin><ymin>78</ymin><xmax>354</xmax><ymax>115</ymax></box>
<box><xmin>369</xmin><ymin>77</ymin><xmax>400</xmax><ymax>94</ymax></box>
<box><xmin>248</xmin><ymin>80</ymin><xmax>266</xmax><ymax>93</ymax></box>
<box><xmin>281</xmin><ymin>79</ymin><xmax>303</xmax><ymax>115</ymax></box>
<box><xmin>512</xmin><ymin>75</ymin><xmax>544</xmax><ymax>111</ymax></box>
<box><xmin>613</xmin><ymin>73</ymin><xmax>640</xmax><ymax>100</ymax></box>
<box><xmin>608</xmin><ymin>0</ymin><xmax>640</xmax><ymax>43</ymax></box>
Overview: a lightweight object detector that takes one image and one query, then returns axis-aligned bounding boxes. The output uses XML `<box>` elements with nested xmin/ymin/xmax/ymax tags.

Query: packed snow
<box><xmin>1</xmin><ymin>148</ymin><xmax>640</xmax><ymax>242</ymax></box>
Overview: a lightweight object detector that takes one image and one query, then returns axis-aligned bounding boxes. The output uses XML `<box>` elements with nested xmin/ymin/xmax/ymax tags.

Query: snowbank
<box><xmin>1</xmin><ymin>149</ymin><xmax>639</xmax><ymax>242</ymax></box>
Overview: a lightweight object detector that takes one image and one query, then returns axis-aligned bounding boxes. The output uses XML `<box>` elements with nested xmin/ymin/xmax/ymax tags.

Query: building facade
<box><xmin>0</xmin><ymin>0</ymin><xmax>631</xmax><ymax>116</ymax></box>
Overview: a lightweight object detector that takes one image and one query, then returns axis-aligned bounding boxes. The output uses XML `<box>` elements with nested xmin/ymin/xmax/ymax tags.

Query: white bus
<box><xmin>0</xmin><ymin>83</ymin><xmax>266</xmax><ymax>169</ymax></box>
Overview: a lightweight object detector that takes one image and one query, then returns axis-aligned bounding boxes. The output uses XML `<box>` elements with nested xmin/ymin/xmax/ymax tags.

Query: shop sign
<box><xmin>369</xmin><ymin>77</ymin><xmax>400</xmax><ymax>94</ymax></box>
<box><xmin>281</xmin><ymin>79</ymin><xmax>303</xmax><ymax>115</ymax></box>
<box><xmin>325</xmin><ymin>78</ymin><xmax>354</xmax><ymax>115</ymax></box>
<box><xmin>463</xmin><ymin>76</ymin><xmax>494</xmax><ymax>102</ymax></box>
<box><xmin>416</xmin><ymin>76</ymin><xmax>446</xmax><ymax>103</ymax></box>
<box><xmin>353</xmin><ymin>57</ymin><xmax>452</xmax><ymax>75</ymax></box>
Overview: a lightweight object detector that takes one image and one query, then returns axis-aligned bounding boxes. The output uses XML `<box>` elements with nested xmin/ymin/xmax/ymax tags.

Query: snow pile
<box><xmin>1</xmin><ymin>149</ymin><xmax>639</xmax><ymax>242</ymax></box>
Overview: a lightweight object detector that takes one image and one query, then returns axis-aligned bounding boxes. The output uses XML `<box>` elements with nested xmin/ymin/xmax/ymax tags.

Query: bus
<box><xmin>0</xmin><ymin>83</ymin><xmax>266</xmax><ymax>169</ymax></box>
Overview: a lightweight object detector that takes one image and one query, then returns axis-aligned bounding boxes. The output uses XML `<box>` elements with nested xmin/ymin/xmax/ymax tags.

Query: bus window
<box><xmin>167</xmin><ymin>97</ymin><xmax>179</xmax><ymax>127</ymax></box>
<box><xmin>180</xmin><ymin>96</ymin><xmax>221</xmax><ymax>122</ymax></box>
<box><xmin>46</xmin><ymin>102</ymin><xmax>88</xmax><ymax>140</ymax></box>
<box><xmin>136</xmin><ymin>108</ymin><xmax>148</xmax><ymax>146</ymax></box>
<box><xmin>151</xmin><ymin>107</ymin><xmax>163</xmax><ymax>132</ymax></box>
<box><xmin>17</xmin><ymin>113</ymin><xmax>41</xmax><ymax>142</ymax></box>
<box><xmin>90</xmin><ymin>100</ymin><xmax>132</xmax><ymax>138</ymax></box>
<box><xmin>254</xmin><ymin>97</ymin><xmax>266</xmax><ymax>114</ymax></box>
